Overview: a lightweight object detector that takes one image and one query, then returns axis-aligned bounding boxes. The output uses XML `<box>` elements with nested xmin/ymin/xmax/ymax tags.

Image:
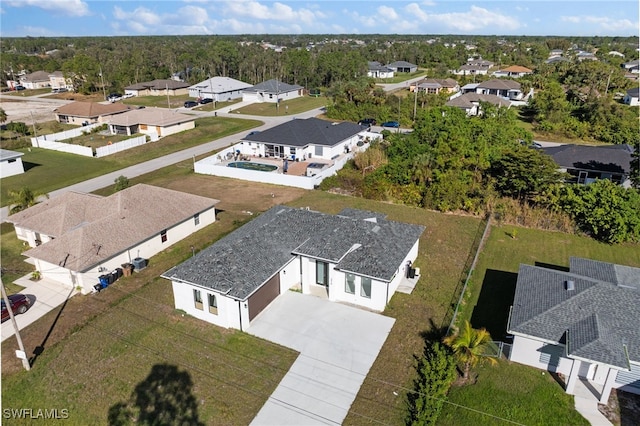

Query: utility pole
<box><xmin>1</xmin><ymin>280</ymin><xmax>31</xmax><ymax>371</ymax></box>
<box><xmin>30</xmin><ymin>111</ymin><xmax>39</xmax><ymax>148</ymax></box>
<box><xmin>166</xmin><ymin>83</ymin><xmax>170</xmax><ymax>109</ymax></box>
<box><xmin>99</xmin><ymin>66</ymin><xmax>107</xmax><ymax>101</ymax></box>
<box><xmin>413</xmin><ymin>89</ymin><xmax>418</xmax><ymax>122</ymax></box>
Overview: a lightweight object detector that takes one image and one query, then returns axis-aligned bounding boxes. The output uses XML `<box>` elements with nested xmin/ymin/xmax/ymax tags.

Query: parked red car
<box><xmin>1</xmin><ymin>294</ymin><xmax>31</xmax><ymax>322</ymax></box>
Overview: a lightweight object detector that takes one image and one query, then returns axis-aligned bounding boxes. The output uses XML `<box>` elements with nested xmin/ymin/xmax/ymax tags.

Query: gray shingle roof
<box><xmin>509</xmin><ymin>260</ymin><xmax>640</xmax><ymax>369</ymax></box>
<box><xmin>163</xmin><ymin>206</ymin><xmax>424</xmax><ymax>300</ymax></box>
<box><xmin>446</xmin><ymin>93</ymin><xmax>511</xmax><ymax>109</ymax></box>
<box><xmin>541</xmin><ymin>144</ymin><xmax>633</xmax><ymax>174</ymax></box>
<box><xmin>0</xmin><ymin>149</ymin><xmax>24</xmax><ymax>161</ymax></box>
<box><xmin>243</xmin><ymin>79</ymin><xmax>302</xmax><ymax>94</ymax></box>
<box><xmin>477</xmin><ymin>79</ymin><xmax>521</xmax><ymax>90</ymax></box>
<box><xmin>386</xmin><ymin>61</ymin><xmax>418</xmax><ymax>69</ymax></box>
<box><xmin>243</xmin><ymin>117</ymin><xmax>364</xmax><ymax>148</ymax></box>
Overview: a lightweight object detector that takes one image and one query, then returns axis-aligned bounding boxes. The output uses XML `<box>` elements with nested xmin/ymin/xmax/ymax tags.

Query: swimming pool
<box><xmin>227</xmin><ymin>161</ymin><xmax>278</xmax><ymax>172</ymax></box>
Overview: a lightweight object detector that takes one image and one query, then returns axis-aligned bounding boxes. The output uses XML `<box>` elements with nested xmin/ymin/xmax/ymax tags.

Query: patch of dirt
<box><xmin>0</xmin><ymin>98</ymin><xmax>58</xmax><ymax>124</ymax></box>
<box><xmin>600</xmin><ymin>389</ymin><xmax>640</xmax><ymax>426</ymax></box>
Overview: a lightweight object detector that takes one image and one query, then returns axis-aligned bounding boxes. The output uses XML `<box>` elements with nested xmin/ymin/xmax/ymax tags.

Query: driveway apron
<box><xmin>248</xmin><ymin>291</ymin><xmax>395</xmax><ymax>425</ymax></box>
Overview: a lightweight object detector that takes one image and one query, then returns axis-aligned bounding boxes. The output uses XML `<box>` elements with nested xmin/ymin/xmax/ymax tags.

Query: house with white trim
<box><xmin>507</xmin><ymin>258</ymin><xmax>640</xmax><ymax>403</ymax></box>
<box><xmin>242</xmin><ymin>79</ymin><xmax>303</xmax><ymax>103</ymax></box>
<box><xmin>473</xmin><ymin>79</ymin><xmax>524</xmax><ymax>101</ymax></box>
<box><xmin>19</xmin><ymin>71</ymin><xmax>51</xmax><ymax>89</ymax></box>
<box><xmin>624</xmin><ymin>87</ymin><xmax>639</xmax><ymax>106</ymax></box>
<box><xmin>0</xmin><ymin>149</ymin><xmax>25</xmax><ymax>178</ymax></box>
<box><xmin>385</xmin><ymin>61</ymin><xmax>418</xmax><ymax>73</ymax></box>
<box><xmin>188</xmin><ymin>77</ymin><xmax>252</xmax><ymax>101</ymax></box>
<box><xmin>367</xmin><ymin>61</ymin><xmax>395</xmax><ymax>79</ymax></box>
<box><xmin>107</xmin><ymin>108</ymin><xmax>196</xmax><ymax>139</ymax></box>
<box><xmin>445</xmin><ymin>93</ymin><xmax>511</xmax><ymax>116</ymax></box>
<box><xmin>492</xmin><ymin>65</ymin><xmax>533</xmax><ymax>78</ymax></box>
<box><xmin>5</xmin><ymin>185</ymin><xmax>218</xmax><ymax>294</ymax></box>
<box><xmin>162</xmin><ymin>206</ymin><xmax>424</xmax><ymax>331</ymax></box>
<box><xmin>53</xmin><ymin>101</ymin><xmax>132</xmax><ymax>125</ymax></box>
<box><xmin>124</xmin><ymin>79</ymin><xmax>190</xmax><ymax>97</ymax></box>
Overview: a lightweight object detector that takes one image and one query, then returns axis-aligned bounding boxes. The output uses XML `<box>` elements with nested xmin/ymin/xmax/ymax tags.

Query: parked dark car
<box><xmin>1</xmin><ymin>294</ymin><xmax>31</xmax><ymax>322</ymax></box>
<box><xmin>198</xmin><ymin>98</ymin><xmax>213</xmax><ymax>104</ymax></box>
<box><xmin>381</xmin><ymin>121</ymin><xmax>400</xmax><ymax>128</ymax></box>
<box><xmin>358</xmin><ymin>118</ymin><xmax>377</xmax><ymax>127</ymax></box>
<box><xmin>15</xmin><ymin>85</ymin><xmax>26</xmax><ymax>91</ymax></box>
<box><xmin>184</xmin><ymin>100</ymin><xmax>198</xmax><ymax>108</ymax></box>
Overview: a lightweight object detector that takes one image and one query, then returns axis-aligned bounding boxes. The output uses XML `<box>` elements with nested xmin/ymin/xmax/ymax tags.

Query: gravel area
<box><xmin>0</xmin><ymin>96</ymin><xmax>71</xmax><ymax>124</ymax></box>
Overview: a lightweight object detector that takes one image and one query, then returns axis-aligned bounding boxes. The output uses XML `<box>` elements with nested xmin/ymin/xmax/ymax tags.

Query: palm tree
<box><xmin>443</xmin><ymin>320</ymin><xmax>498</xmax><ymax>383</ymax></box>
<box><xmin>7</xmin><ymin>187</ymin><xmax>49</xmax><ymax>214</ymax></box>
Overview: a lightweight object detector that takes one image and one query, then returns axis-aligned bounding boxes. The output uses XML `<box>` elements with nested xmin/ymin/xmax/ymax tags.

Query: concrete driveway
<box><xmin>1</xmin><ymin>274</ymin><xmax>77</xmax><ymax>342</ymax></box>
<box><xmin>248</xmin><ymin>291</ymin><xmax>395</xmax><ymax>425</ymax></box>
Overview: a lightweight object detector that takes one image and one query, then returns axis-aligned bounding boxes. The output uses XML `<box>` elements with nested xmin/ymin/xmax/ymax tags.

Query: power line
<box><xmin>96</xmin><ymin>284</ymin><xmax>525</xmax><ymax>425</ymax></box>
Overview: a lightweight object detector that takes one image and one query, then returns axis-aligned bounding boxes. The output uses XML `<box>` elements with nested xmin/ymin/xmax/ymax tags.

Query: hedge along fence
<box><xmin>95</xmin><ymin>135</ymin><xmax>147</xmax><ymax>158</ymax></box>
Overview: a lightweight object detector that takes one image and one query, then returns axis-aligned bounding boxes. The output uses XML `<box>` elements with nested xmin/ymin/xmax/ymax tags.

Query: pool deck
<box><xmin>221</xmin><ymin>157</ymin><xmax>331</xmax><ymax>176</ymax></box>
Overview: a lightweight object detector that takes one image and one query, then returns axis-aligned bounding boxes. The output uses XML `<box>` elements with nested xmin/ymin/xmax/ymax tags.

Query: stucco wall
<box><xmin>1</xmin><ymin>157</ymin><xmax>25</xmax><ymax>178</ymax></box>
<box><xmin>172</xmin><ymin>281</ymin><xmax>246</xmax><ymax>330</ymax></box>
<box><xmin>509</xmin><ymin>335</ymin><xmax>574</xmax><ymax>376</ymax></box>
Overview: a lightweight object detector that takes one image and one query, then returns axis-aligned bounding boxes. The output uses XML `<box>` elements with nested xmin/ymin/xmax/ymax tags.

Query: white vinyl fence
<box><xmin>95</xmin><ymin>135</ymin><xmax>147</xmax><ymax>158</ymax></box>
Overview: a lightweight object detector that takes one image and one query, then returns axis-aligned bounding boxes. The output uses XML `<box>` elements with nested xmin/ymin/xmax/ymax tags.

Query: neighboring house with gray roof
<box><xmin>541</xmin><ymin>143</ymin><xmax>634</xmax><ymax>188</ymax></box>
<box><xmin>474</xmin><ymin>79</ymin><xmax>524</xmax><ymax>100</ymax></box>
<box><xmin>385</xmin><ymin>61</ymin><xmax>417</xmax><ymax>73</ymax></box>
<box><xmin>445</xmin><ymin>93</ymin><xmax>511</xmax><ymax>116</ymax></box>
<box><xmin>242</xmin><ymin>79</ymin><xmax>303</xmax><ymax>103</ymax></box>
<box><xmin>162</xmin><ymin>205</ymin><xmax>424</xmax><ymax>331</ymax></box>
<box><xmin>19</xmin><ymin>70</ymin><xmax>51</xmax><ymax>89</ymax></box>
<box><xmin>367</xmin><ymin>61</ymin><xmax>395</xmax><ymax>79</ymax></box>
<box><xmin>239</xmin><ymin>117</ymin><xmax>368</xmax><ymax>161</ymax></box>
<box><xmin>0</xmin><ymin>149</ymin><xmax>25</xmax><ymax>178</ymax></box>
<box><xmin>188</xmin><ymin>76</ymin><xmax>252</xmax><ymax>101</ymax></box>
<box><xmin>507</xmin><ymin>258</ymin><xmax>640</xmax><ymax>403</ymax></box>
<box><xmin>412</xmin><ymin>78</ymin><xmax>459</xmax><ymax>94</ymax></box>
<box><xmin>124</xmin><ymin>79</ymin><xmax>190</xmax><ymax>97</ymax></box>
<box><xmin>107</xmin><ymin>108</ymin><xmax>196</xmax><ymax>138</ymax></box>
<box><xmin>5</xmin><ymin>184</ymin><xmax>218</xmax><ymax>294</ymax></box>
<box><xmin>624</xmin><ymin>87</ymin><xmax>639</xmax><ymax>106</ymax></box>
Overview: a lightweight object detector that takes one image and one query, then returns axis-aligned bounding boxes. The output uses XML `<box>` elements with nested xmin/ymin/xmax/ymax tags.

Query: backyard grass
<box><xmin>121</xmin><ymin>94</ymin><xmax>190</xmax><ymax>109</ymax></box>
<box><xmin>0</xmin><ymin>222</ymin><xmax>31</xmax><ymax>294</ymax></box>
<box><xmin>0</xmin><ymin>116</ymin><xmax>262</xmax><ymax>207</ymax></box>
<box><xmin>1</xmin><ymin>211</ymin><xmax>298</xmax><ymax>425</ymax></box>
<box><xmin>234</xmin><ymin>95</ymin><xmax>327</xmax><ymax>116</ymax></box>
<box><xmin>436</xmin><ymin>223</ymin><xmax>640</xmax><ymax>425</ymax></box>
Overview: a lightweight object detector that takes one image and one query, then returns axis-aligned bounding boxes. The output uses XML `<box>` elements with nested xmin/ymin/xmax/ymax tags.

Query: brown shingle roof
<box><xmin>21</xmin><ymin>70</ymin><xmax>51</xmax><ymax>83</ymax></box>
<box><xmin>54</xmin><ymin>101</ymin><xmax>132</xmax><ymax>118</ymax></box>
<box><xmin>107</xmin><ymin>109</ymin><xmax>195</xmax><ymax>127</ymax></box>
<box><xmin>7</xmin><ymin>185</ymin><xmax>218</xmax><ymax>272</ymax></box>
<box><xmin>500</xmin><ymin>65</ymin><xmax>533</xmax><ymax>73</ymax></box>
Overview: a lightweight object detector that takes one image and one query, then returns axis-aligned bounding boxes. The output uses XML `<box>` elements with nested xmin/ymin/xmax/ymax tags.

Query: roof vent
<box><xmin>565</xmin><ymin>280</ymin><xmax>575</xmax><ymax>291</ymax></box>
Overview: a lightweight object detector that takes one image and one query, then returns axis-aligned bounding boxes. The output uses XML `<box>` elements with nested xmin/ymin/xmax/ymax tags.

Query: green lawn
<box><xmin>0</xmin><ymin>116</ymin><xmax>262</xmax><ymax>207</ymax></box>
<box><xmin>121</xmin><ymin>94</ymin><xmax>191</xmax><ymax>109</ymax></box>
<box><xmin>0</xmin><ymin>222</ymin><xmax>31</xmax><ymax>294</ymax></box>
<box><xmin>1</xmin><ymin>213</ymin><xmax>297</xmax><ymax>425</ymax></box>
<box><xmin>234</xmin><ymin>95</ymin><xmax>327</xmax><ymax>116</ymax></box>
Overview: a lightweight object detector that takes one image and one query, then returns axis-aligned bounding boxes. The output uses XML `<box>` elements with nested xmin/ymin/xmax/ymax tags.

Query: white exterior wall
<box><xmin>624</xmin><ymin>95</ymin><xmax>639</xmax><ymax>106</ymax></box>
<box><xmin>509</xmin><ymin>335</ymin><xmax>574</xmax><ymax>375</ymax></box>
<box><xmin>279</xmin><ymin>257</ymin><xmax>300</xmax><ymax>293</ymax></box>
<box><xmin>242</xmin><ymin>89</ymin><xmax>301</xmax><ymax>104</ymax></box>
<box><xmin>329</xmin><ymin>269</ymin><xmax>388</xmax><ymax>311</ymax></box>
<box><xmin>387</xmin><ymin>239</ymin><xmax>420</xmax><ymax>295</ymax></box>
<box><xmin>29</xmin><ymin>206</ymin><xmax>216</xmax><ymax>293</ymax></box>
<box><xmin>14</xmin><ymin>227</ymin><xmax>54</xmax><ymax>247</ymax></box>
<box><xmin>172</xmin><ymin>282</ymin><xmax>245</xmax><ymax>330</ymax></box>
<box><xmin>1</xmin><ymin>157</ymin><xmax>25</xmax><ymax>178</ymax></box>
<box><xmin>149</xmin><ymin>121</ymin><xmax>195</xmax><ymax>138</ymax></box>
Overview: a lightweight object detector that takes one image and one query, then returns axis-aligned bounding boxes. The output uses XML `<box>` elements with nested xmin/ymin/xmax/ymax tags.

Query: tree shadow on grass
<box><xmin>29</xmin><ymin>286</ymin><xmax>74</xmax><ymax>368</ymax></box>
<box><xmin>470</xmin><ymin>269</ymin><xmax>518</xmax><ymax>342</ymax></box>
<box><xmin>108</xmin><ymin>363</ymin><xmax>204</xmax><ymax>426</ymax></box>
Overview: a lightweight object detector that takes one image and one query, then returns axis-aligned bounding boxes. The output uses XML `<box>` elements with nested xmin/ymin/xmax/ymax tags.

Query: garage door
<box><xmin>248</xmin><ymin>274</ymin><xmax>280</xmax><ymax>321</ymax></box>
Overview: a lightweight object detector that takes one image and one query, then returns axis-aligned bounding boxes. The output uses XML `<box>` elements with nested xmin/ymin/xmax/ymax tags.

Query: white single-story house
<box><xmin>473</xmin><ymin>79</ymin><xmax>524</xmax><ymax>100</ymax></box>
<box><xmin>0</xmin><ymin>149</ymin><xmax>25</xmax><ymax>178</ymax></box>
<box><xmin>386</xmin><ymin>61</ymin><xmax>418</xmax><ymax>73</ymax></box>
<box><xmin>508</xmin><ymin>258</ymin><xmax>640</xmax><ymax>403</ymax></box>
<box><xmin>450</xmin><ymin>58</ymin><xmax>494</xmax><ymax>75</ymax></box>
<box><xmin>107</xmin><ymin>108</ymin><xmax>196</xmax><ymax>138</ymax></box>
<box><xmin>19</xmin><ymin>71</ymin><xmax>51</xmax><ymax>89</ymax></box>
<box><xmin>238</xmin><ymin>117</ymin><xmax>367</xmax><ymax>161</ymax></box>
<box><xmin>53</xmin><ymin>101</ymin><xmax>132</xmax><ymax>125</ymax></box>
<box><xmin>49</xmin><ymin>71</ymin><xmax>74</xmax><ymax>91</ymax></box>
<box><xmin>124</xmin><ymin>79</ymin><xmax>190</xmax><ymax>97</ymax></box>
<box><xmin>492</xmin><ymin>65</ymin><xmax>533</xmax><ymax>78</ymax></box>
<box><xmin>541</xmin><ymin>143</ymin><xmax>634</xmax><ymax>188</ymax></box>
<box><xmin>5</xmin><ymin>185</ymin><xmax>218</xmax><ymax>294</ymax></box>
<box><xmin>242</xmin><ymin>79</ymin><xmax>303</xmax><ymax>103</ymax></box>
<box><xmin>162</xmin><ymin>206</ymin><xmax>424</xmax><ymax>331</ymax></box>
<box><xmin>622</xmin><ymin>59</ymin><xmax>639</xmax><ymax>74</ymax></box>
<box><xmin>624</xmin><ymin>87</ymin><xmax>639</xmax><ymax>106</ymax></box>
<box><xmin>367</xmin><ymin>61</ymin><xmax>395</xmax><ymax>79</ymax></box>
<box><xmin>188</xmin><ymin>77</ymin><xmax>252</xmax><ymax>101</ymax></box>
<box><xmin>445</xmin><ymin>93</ymin><xmax>511</xmax><ymax>116</ymax></box>
<box><xmin>412</xmin><ymin>78</ymin><xmax>460</xmax><ymax>94</ymax></box>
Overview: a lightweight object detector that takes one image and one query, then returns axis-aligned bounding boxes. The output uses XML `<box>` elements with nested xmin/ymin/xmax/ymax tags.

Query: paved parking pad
<box><xmin>248</xmin><ymin>291</ymin><xmax>395</xmax><ymax>425</ymax></box>
<box><xmin>1</xmin><ymin>275</ymin><xmax>77</xmax><ymax>342</ymax></box>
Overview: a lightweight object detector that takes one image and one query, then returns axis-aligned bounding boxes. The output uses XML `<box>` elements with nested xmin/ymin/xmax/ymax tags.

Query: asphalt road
<box><xmin>1</xmin><ymin>106</ymin><xmax>325</xmax><ymax>221</ymax></box>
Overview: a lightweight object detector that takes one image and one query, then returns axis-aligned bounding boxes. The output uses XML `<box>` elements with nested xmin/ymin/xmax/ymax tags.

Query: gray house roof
<box><xmin>124</xmin><ymin>79</ymin><xmax>189</xmax><ymax>91</ymax></box>
<box><xmin>0</xmin><ymin>149</ymin><xmax>24</xmax><ymax>161</ymax></box>
<box><xmin>163</xmin><ymin>205</ymin><xmax>424</xmax><ymax>301</ymax></box>
<box><xmin>541</xmin><ymin>144</ymin><xmax>633</xmax><ymax>174</ymax></box>
<box><xmin>188</xmin><ymin>77</ymin><xmax>252</xmax><ymax>94</ymax></box>
<box><xmin>508</xmin><ymin>259</ymin><xmax>640</xmax><ymax>369</ymax></box>
<box><xmin>386</xmin><ymin>61</ymin><xmax>417</xmax><ymax>70</ymax></box>
<box><xmin>627</xmin><ymin>87</ymin><xmax>639</xmax><ymax>98</ymax></box>
<box><xmin>243</xmin><ymin>79</ymin><xmax>302</xmax><ymax>94</ymax></box>
<box><xmin>446</xmin><ymin>93</ymin><xmax>511</xmax><ymax>109</ymax></box>
<box><xmin>477</xmin><ymin>79</ymin><xmax>521</xmax><ymax>91</ymax></box>
<box><xmin>243</xmin><ymin>117</ymin><xmax>364</xmax><ymax>148</ymax></box>
<box><xmin>368</xmin><ymin>61</ymin><xmax>393</xmax><ymax>72</ymax></box>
